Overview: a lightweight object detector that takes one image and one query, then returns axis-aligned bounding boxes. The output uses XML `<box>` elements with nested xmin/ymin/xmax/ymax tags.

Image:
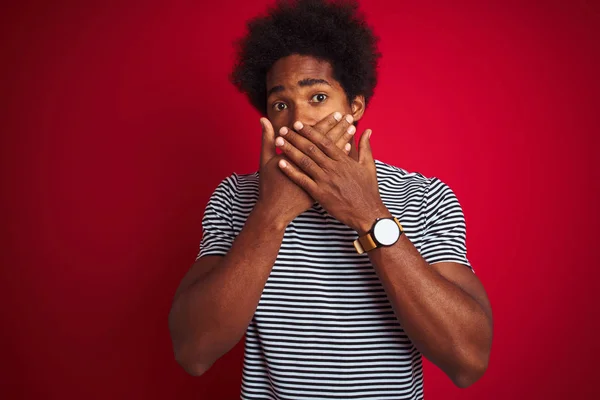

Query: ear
<box><xmin>350</xmin><ymin>95</ymin><xmax>366</xmax><ymax>122</ymax></box>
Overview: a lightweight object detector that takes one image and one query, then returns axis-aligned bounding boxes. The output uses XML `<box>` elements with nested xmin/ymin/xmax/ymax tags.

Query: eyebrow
<box><xmin>267</xmin><ymin>78</ymin><xmax>332</xmax><ymax>97</ymax></box>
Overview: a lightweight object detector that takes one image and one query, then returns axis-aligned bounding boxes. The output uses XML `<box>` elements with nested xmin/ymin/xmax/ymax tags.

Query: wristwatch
<box><xmin>353</xmin><ymin>217</ymin><xmax>404</xmax><ymax>254</ymax></box>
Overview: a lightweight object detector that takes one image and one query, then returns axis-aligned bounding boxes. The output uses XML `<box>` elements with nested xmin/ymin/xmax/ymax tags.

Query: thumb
<box><xmin>260</xmin><ymin>117</ymin><xmax>276</xmax><ymax>168</ymax></box>
<box><xmin>358</xmin><ymin>129</ymin><xmax>374</xmax><ymax>165</ymax></box>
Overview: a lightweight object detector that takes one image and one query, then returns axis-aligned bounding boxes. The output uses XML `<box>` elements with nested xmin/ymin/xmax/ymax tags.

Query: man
<box><xmin>168</xmin><ymin>0</ymin><xmax>493</xmax><ymax>398</ymax></box>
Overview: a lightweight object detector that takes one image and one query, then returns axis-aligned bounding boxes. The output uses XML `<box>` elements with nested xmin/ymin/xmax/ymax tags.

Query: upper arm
<box><xmin>419</xmin><ymin>178</ymin><xmax>473</xmax><ymax>270</ymax></box>
<box><xmin>175</xmin><ymin>175</ymin><xmax>238</xmax><ymax>299</ymax></box>
<box><xmin>195</xmin><ymin>175</ymin><xmax>238</xmax><ymax>261</ymax></box>
<box><xmin>420</xmin><ymin>178</ymin><xmax>491</xmax><ymax>320</ymax></box>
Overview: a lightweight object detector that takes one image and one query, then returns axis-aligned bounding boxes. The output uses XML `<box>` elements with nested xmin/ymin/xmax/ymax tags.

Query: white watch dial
<box><xmin>373</xmin><ymin>219</ymin><xmax>400</xmax><ymax>246</ymax></box>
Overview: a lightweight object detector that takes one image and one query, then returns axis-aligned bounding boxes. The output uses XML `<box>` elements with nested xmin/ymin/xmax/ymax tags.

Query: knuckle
<box><xmin>320</xmin><ymin>136</ymin><xmax>333</xmax><ymax>149</ymax></box>
<box><xmin>300</xmin><ymin>176</ymin><xmax>310</xmax><ymax>188</ymax></box>
<box><xmin>299</xmin><ymin>156</ymin><xmax>312</xmax><ymax>170</ymax></box>
<box><xmin>306</xmin><ymin>144</ymin><xmax>317</xmax><ymax>155</ymax></box>
<box><xmin>300</xmin><ymin>126</ymin><xmax>314</xmax><ymax>140</ymax></box>
<box><xmin>312</xmin><ymin>125</ymin><xmax>325</xmax><ymax>136</ymax></box>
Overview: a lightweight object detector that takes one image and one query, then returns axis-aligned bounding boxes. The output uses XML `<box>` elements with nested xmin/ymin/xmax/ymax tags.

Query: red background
<box><xmin>1</xmin><ymin>0</ymin><xmax>599</xmax><ymax>399</ymax></box>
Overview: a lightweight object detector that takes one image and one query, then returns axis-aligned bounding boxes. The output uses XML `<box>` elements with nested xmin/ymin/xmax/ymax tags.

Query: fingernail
<box><xmin>333</xmin><ymin>112</ymin><xmax>342</xmax><ymax>121</ymax></box>
<box><xmin>345</xmin><ymin>114</ymin><xmax>353</xmax><ymax>124</ymax></box>
<box><xmin>368</xmin><ymin>130</ymin><xmax>373</xmax><ymax>139</ymax></box>
<box><xmin>293</xmin><ymin>121</ymin><xmax>303</xmax><ymax>130</ymax></box>
<box><xmin>260</xmin><ymin>118</ymin><xmax>265</xmax><ymax>129</ymax></box>
<box><xmin>279</xmin><ymin>159</ymin><xmax>287</xmax><ymax>168</ymax></box>
<box><xmin>345</xmin><ymin>143</ymin><xmax>351</xmax><ymax>152</ymax></box>
<box><xmin>347</xmin><ymin>125</ymin><xmax>356</xmax><ymax>135</ymax></box>
<box><xmin>279</xmin><ymin>127</ymin><xmax>288</xmax><ymax>136</ymax></box>
<box><xmin>276</xmin><ymin>137</ymin><xmax>285</xmax><ymax>146</ymax></box>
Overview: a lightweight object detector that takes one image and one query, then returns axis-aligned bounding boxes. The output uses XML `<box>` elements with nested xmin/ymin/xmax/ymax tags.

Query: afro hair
<box><xmin>230</xmin><ymin>0</ymin><xmax>381</xmax><ymax>116</ymax></box>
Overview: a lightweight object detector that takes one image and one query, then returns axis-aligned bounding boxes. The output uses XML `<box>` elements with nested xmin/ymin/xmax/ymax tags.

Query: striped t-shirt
<box><xmin>197</xmin><ymin>159</ymin><xmax>472</xmax><ymax>400</ymax></box>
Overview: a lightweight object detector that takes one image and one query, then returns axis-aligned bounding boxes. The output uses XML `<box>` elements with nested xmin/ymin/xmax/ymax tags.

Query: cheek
<box><xmin>265</xmin><ymin>108</ymin><xmax>280</xmax><ymax>124</ymax></box>
<box><xmin>267</xmin><ymin>113</ymin><xmax>284</xmax><ymax>133</ymax></box>
<box><xmin>328</xmin><ymin>97</ymin><xmax>352</xmax><ymax>115</ymax></box>
<box><xmin>273</xmin><ymin>124</ymin><xmax>284</xmax><ymax>137</ymax></box>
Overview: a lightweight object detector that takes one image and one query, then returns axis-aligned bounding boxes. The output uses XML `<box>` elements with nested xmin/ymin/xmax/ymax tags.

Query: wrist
<box><xmin>354</xmin><ymin>205</ymin><xmax>393</xmax><ymax>236</ymax></box>
<box><xmin>252</xmin><ymin>201</ymin><xmax>289</xmax><ymax>232</ymax></box>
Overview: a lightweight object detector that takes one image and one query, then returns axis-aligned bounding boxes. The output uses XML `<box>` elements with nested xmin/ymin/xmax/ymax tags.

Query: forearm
<box><xmin>169</xmin><ymin>203</ymin><xmax>286</xmax><ymax>375</ymax></box>
<box><xmin>368</xmin><ymin>233</ymin><xmax>492</xmax><ymax>387</ymax></box>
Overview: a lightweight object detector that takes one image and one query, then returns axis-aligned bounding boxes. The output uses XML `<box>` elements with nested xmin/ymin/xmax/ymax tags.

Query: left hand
<box><xmin>275</xmin><ymin>121</ymin><xmax>391</xmax><ymax>234</ymax></box>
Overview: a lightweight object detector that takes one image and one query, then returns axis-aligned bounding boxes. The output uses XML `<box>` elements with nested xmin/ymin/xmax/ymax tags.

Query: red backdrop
<box><xmin>1</xmin><ymin>0</ymin><xmax>598</xmax><ymax>399</ymax></box>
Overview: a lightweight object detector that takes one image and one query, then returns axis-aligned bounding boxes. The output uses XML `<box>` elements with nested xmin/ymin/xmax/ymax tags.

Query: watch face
<box><xmin>373</xmin><ymin>218</ymin><xmax>400</xmax><ymax>246</ymax></box>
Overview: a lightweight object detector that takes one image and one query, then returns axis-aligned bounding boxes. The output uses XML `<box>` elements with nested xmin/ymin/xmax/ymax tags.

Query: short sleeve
<box><xmin>195</xmin><ymin>174</ymin><xmax>238</xmax><ymax>261</ymax></box>
<box><xmin>420</xmin><ymin>178</ymin><xmax>473</xmax><ymax>271</ymax></box>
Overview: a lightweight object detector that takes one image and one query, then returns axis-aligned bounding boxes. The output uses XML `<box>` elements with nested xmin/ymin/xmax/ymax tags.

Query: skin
<box><xmin>169</xmin><ymin>54</ymin><xmax>493</xmax><ymax>388</ymax></box>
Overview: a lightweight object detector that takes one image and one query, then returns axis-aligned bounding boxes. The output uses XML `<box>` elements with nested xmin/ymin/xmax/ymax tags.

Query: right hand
<box><xmin>256</xmin><ymin>112</ymin><xmax>357</xmax><ymax>226</ymax></box>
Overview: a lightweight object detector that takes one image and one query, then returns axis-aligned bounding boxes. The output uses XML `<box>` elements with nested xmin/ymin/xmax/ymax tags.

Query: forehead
<box><xmin>266</xmin><ymin>54</ymin><xmax>340</xmax><ymax>90</ymax></box>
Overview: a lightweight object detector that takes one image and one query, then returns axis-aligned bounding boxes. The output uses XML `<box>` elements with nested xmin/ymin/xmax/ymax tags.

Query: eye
<box><xmin>310</xmin><ymin>93</ymin><xmax>328</xmax><ymax>103</ymax></box>
<box><xmin>273</xmin><ymin>102</ymin><xmax>288</xmax><ymax>111</ymax></box>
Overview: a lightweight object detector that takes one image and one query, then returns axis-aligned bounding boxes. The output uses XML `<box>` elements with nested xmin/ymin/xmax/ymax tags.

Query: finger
<box><xmin>335</xmin><ymin>123</ymin><xmax>356</xmax><ymax>150</ymax></box>
<box><xmin>298</xmin><ymin>112</ymin><xmax>354</xmax><ymax>153</ymax></box>
<box><xmin>276</xmin><ymin>129</ymin><xmax>325</xmax><ymax>179</ymax></box>
<box><xmin>358</xmin><ymin>129</ymin><xmax>374</xmax><ymax>165</ymax></box>
<box><xmin>322</xmin><ymin>113</ymin><xmax>355</xmax><ymax>144</ymax></box>
<box><xmin>281</xmin><ymin>124</ymin><xmax>330</xmax><ymax>167</ymax></box>
<box><xmin>278</xmin><ymin>158</ymin><xmax>319</xmax><ymax>198</ymax></box>
<box><xmin>260</xmin><ymin>118</ymin><xmax>276</xmax><ymax>168</ymax></box>
<box><xmin>311</xmin><ymin>111</ymin><xmax>344</xmax><ymax>136</ymax></box>
<box><xmin>292</xmin><ymin>121</ymin><xmax>344</xmax><ymax>162</ymax></box>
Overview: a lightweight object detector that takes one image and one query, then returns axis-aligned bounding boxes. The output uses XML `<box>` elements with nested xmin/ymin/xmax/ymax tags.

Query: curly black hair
<box><xmin>230</xmin><ymin>0</ymin><xmax>381</xmax><ymax>116</ymax></box>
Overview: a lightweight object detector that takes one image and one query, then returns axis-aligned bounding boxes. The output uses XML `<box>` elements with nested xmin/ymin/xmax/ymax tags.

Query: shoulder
<box><xmin>374</xmin><ymin>158</ymin><xmax>437</xmax><ymax>193</ymax></box>
<box><xmin>211</xmin><ymin>171</ymin><xmax>259</xmax><ymax>198</ymax></box>
<box><xmin>375</xmin><ymin>159</ymin><xmax>457</xmax><ymax>193</ymax></box>
<box><xmin>423</xmin><ymin>176</ymin><xmax>462</xmax><ymax>215</ymax></box>
<box><xmin>374</xmin><ymin>158</ymin><xmax>429</xmax><ymax>183</ymax></box>
<box><xmin>373</xmin><ymin>159</ymin><xmax>464</xmax><ymax>219</ymax></box>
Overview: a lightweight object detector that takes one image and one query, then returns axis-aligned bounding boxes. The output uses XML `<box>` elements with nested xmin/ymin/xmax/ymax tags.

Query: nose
<box><xmin>289</xmin><ymin>103</ymin><xmax>319</xmax><ymax>128</ymax></box>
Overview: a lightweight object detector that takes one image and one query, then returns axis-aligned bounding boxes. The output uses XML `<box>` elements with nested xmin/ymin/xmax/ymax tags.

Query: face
<box><xmin>265</xmin><ymin>54</ymin><xmax>365</xmax><ymax>134</ymax></box>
